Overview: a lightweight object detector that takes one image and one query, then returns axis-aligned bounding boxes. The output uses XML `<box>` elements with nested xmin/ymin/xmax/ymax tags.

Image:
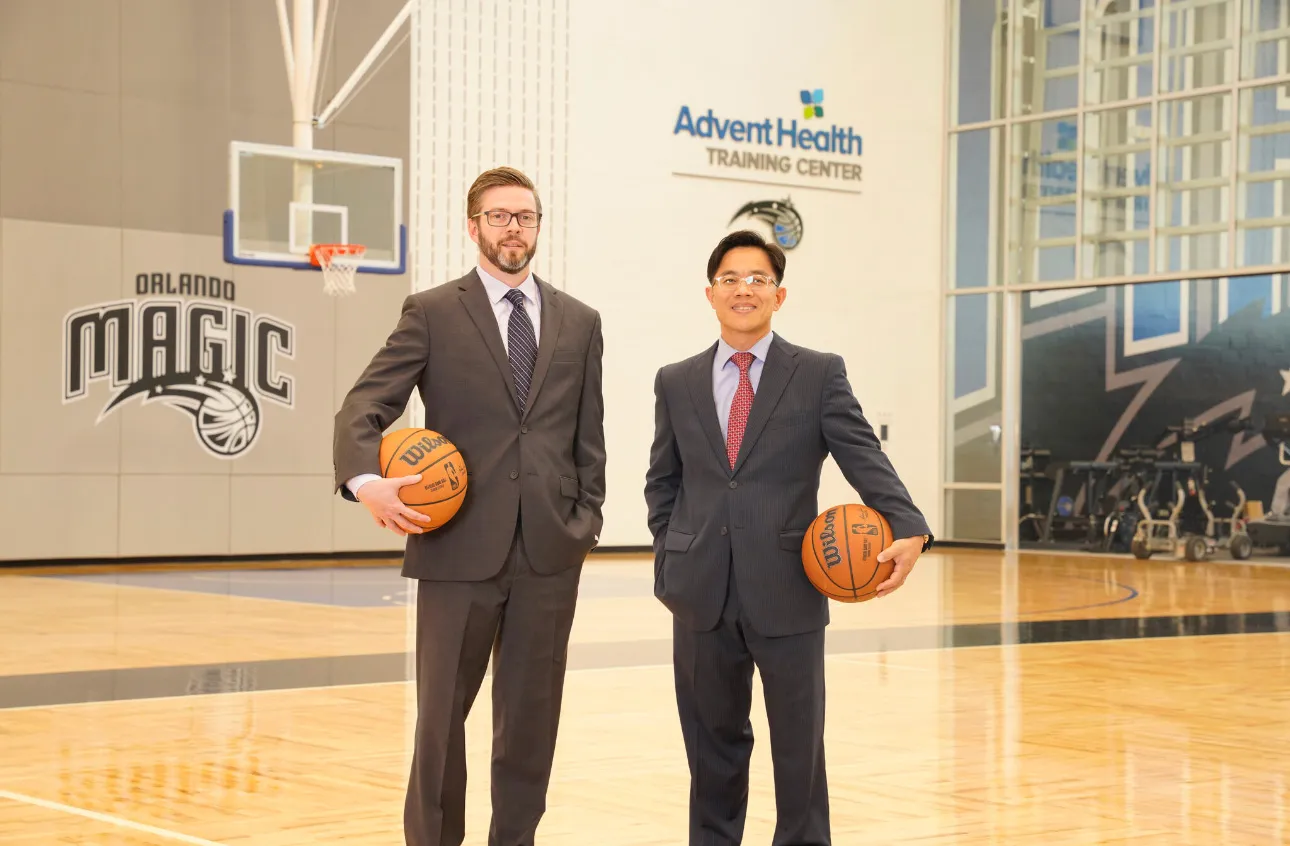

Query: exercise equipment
<box><xmin>1100</xmin><ymin>447</ymin><xmax>1160</xmax><ymax>553</ymax></box>
<box><xmin>1021</xmin><ymin>445</ymin><xmax>1162</xmax><ymax>553</ymax></box>
<box><xmin>1018</xmin><ymin>447</ymin><xmax>1052</xmax><ymax>543</ymax></box>
<box><xmin>1238</xmin><ymin>412</ymin><xmax>1290</xmax><ymax>558</ymax></box>
<box><xmin>1130</xmin><ymin>411</ymin><xmax>1253</xmax><ymax>561</ymax></box>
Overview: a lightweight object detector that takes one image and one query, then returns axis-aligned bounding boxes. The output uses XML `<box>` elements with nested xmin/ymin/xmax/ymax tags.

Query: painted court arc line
<box><xmin>1025</xmin><ymin>577</ymin><xmax>1141</xmax><ymax>616</ymax></box>
<box><xmin>0</xmin><ymin>789</ymin><xmax>224</xmax><ymax>846</ymax></box>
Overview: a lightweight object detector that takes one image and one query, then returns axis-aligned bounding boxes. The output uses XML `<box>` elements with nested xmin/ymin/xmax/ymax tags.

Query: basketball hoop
<box><xmin>310</xmin><ymin>244</ymin><xmax>366</xmax><ymax>296</ymax></box>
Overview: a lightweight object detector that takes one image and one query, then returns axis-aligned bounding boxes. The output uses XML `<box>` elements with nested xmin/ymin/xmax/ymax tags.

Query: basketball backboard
<box><xmin>223</xmin><ymin>141</ymin><xmax>405</xmax><ymax>275</ymax></box>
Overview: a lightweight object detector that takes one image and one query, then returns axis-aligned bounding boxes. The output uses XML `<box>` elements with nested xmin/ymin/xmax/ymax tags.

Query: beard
<box><xmin>480</xmin><ymin>232</ymin><xmax>537</xmax><ymax>274</ymax></box>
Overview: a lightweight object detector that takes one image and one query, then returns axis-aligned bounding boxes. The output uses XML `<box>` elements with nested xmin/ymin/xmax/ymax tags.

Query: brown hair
<box><xmin>466</xmin><ymin>167</ymin><xmax>543</xmax><ymax>218</ymax></box>
<box><xmin>706</xmin><ymin>229</ymin><xmax>787</xmax><ymax>283</ymax></box>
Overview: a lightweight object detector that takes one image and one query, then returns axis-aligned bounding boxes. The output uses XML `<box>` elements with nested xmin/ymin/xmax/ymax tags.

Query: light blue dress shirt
<box><xmin>713</xmin><ymin>331</ymin><xmax>774</xmax><ymax>440</ymax></box>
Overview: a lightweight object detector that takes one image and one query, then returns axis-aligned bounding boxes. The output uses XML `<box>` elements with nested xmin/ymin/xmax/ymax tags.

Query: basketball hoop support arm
<box><xmin>314</xmin><ymin>0</ymin><xmax>414</xmax><ymax>130</ymax></box>
<box><xmin>275</xmin><ymin>0</ymin><xmax>294</xmax><ymax>91</ymax></box>
<box><xmin>288</xmin><ymin>0</ymin><xmax>313</xmax><ymax>148</ymax></box>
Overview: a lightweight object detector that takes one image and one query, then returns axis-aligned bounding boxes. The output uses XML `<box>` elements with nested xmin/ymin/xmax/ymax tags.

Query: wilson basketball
<box><xmin>378</xmin><ymin>427</ymin><xmax>468</xmax><ymax>529</ymax></box>
<box><xmin>801</xmin><ymin>503</ymin><xmax>894</xmax><ymax>602</ymax></box>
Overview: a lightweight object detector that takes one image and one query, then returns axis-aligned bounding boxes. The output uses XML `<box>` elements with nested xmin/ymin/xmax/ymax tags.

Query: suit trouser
<box><xmin>404</xmin><ymin>518</ymin><xmax>582</xmax><ymax>846</ymax></box>
<box><xmin>672</xmin><ymin>566</ymin><xmax>831</xmax><ymax>846</ymax></box>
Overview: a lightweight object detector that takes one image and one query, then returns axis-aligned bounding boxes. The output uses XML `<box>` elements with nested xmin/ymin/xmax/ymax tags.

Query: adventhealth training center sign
<box><xmin>672</xmin><ymin>89</ymin><xmax>863</xmax><ymax>189</ymax></box>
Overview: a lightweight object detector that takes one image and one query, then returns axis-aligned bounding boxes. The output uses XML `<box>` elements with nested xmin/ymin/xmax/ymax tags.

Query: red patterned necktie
<box><xmin>726</xmin><ymin>352</ymin><xmax>755</xmax><ymax>469</ymax></box>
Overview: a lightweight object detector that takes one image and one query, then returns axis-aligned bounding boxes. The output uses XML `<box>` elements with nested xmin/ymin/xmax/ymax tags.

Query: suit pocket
<box><xmin>559</xmin><ymin>475</ymin><xmax>579</xmax><ymax>499</ymax></box>
<box><xmin>766</xmin><ymin>411</ymin><xmax>812</xmax><ymax>430</ymax></box>
<box><xmin>778</xmin><ymin>529</ymin><xmax>807</xmax><ymax>551</ymax></box>
<box><xmin>664</xmin><ymin>528</ymin><xmax>695</xmax><ymax>553</ymax></box>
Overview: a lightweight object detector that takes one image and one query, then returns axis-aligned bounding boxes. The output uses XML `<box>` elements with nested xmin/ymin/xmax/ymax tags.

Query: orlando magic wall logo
<box><xmin>730</xmin><ymin>198</ymin><xmax>804</xmax><ymax>249</ymax></box>
<box><xmin>63</xmin><ymin>298</ymin><xmax>295</xmax><ymax>459</ymax></box>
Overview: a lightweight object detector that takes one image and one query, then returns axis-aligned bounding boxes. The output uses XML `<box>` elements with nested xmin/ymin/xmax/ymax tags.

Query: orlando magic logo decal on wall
<box><xmin>730</xmin><ymin>198</ymin><xmax>804</xmax><ymax>249</ymax></box>
<box><xmin>62</xmin><ymin>275</ymin><xmax>296</xmax><ymax>459</ymax></box>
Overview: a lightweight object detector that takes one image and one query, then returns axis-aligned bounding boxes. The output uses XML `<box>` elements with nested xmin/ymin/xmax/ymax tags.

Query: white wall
<box><xmin>410</xmin><ymin>0</ymin><xmax>947</xmax><ymax>548</ymax></box>
<box><xmin>501</xmin><ymin>0</ymin><xmax>946</xmax><ymax>546</ymax></box>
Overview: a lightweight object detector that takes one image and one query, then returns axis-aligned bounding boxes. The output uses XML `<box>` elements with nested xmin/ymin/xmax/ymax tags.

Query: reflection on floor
<box><xmin>2</xmin><ymin>548</ymin><xmax>1288</xmax><ymax>845</ymax></box>
<box><xmin>52</xmin><ymin>566</ymin><xmax>414</xmax><ymax>607</ymax></box>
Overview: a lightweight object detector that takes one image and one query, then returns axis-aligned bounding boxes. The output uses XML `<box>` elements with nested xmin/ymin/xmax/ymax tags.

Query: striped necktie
<box><xmin>505</xmin><ymin>288</ymin><xmax>537</xmax><ymax>410</ymax></box>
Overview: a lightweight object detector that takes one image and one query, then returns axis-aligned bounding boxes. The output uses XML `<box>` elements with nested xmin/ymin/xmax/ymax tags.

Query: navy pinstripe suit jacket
<box><xmin>644</xmin><ymin>334</ymin><xmax>931</xmax><ymax>637</ymax></box>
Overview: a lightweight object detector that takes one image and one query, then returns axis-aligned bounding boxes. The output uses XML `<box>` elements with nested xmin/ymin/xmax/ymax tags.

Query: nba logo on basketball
<box><xmin>424</xmin><ymin>461</ymin><xmax>461</xmax><ymax>495</ymax></box>
<box><xmin>61</xmin><ymin>291</ymin><xmax>296</xmax><ymax>459</ymax></box>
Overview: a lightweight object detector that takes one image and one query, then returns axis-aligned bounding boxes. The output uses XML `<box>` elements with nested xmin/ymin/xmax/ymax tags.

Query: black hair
<box><xmin>706</xmin><ymin>229</ymin><xmax>787</xmax><ymax>283</ymax></box>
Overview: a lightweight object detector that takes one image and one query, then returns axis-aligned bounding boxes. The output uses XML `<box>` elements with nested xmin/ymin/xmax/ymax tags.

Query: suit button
<box><xmin>729</xmin><ymin>481</ymin><xmax>738</xmax><ymax>489</ymax></box>
<box><xmin>521</xmin><ymin>425</ymin><xmax>529</xmax><ymax>434</ymax></box>
<box><xmin>509</xmin><ymin>470</ymin><xmax>518</xmax><ymax>480</ymax></box>
<box><xmin>720</xmin><ymin>527</ymin><xmax>728</xmax><ymax>536</ymax></box>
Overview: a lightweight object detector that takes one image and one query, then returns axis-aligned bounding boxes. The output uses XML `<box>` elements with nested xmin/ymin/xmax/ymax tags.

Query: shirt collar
<box><xmin>477</xmin><ymin>264</ymin><xmax>538</xmax><ymax>305</ymax></box>
<box><xmin>716</xmin><ymin>331</ymin><xmax>775</xmax><ymax>367</ymax></box>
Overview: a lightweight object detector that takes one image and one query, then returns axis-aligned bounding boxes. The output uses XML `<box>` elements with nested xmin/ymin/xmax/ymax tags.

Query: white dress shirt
<box><xmin>345</xmin><ymin>265</ymin><xmax>540</xmax><ymax>498</ymax></box>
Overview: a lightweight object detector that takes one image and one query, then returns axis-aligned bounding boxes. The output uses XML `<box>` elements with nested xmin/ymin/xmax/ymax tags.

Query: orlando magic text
<box><xmin>63</xmin><ymin>290</ymin><xmax>295</xmax><ymax>459</ymax></box>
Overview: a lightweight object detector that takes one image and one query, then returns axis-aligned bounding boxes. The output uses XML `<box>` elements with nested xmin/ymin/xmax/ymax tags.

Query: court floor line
<box><xmin>1023</xmin><ymin>575</ymin><xmax>1140</xmax><ymax>616</ymax></box>
<box><xmin>0</xmin><ymin>667</ymin><xmax>677</xmax><ymax>713</ymax></box>
<box><xmin>8</xmin><ymin>629</ymin><xmax>1290</xmax><ymax>715</ymax></box>
<box><xmin>0</xmin><ymin>788</ymin><xmax>224</xmax><ymax>845</ymax></box>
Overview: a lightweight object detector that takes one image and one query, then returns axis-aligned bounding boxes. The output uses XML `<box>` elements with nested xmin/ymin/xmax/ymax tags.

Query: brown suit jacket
<box><xmin>333</xmin><ymin>269</ymin><xmax>606</xmax><ymax>581</ymax></box>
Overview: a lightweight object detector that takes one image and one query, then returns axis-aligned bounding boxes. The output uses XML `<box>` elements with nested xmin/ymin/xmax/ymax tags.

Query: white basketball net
<box><xmin>315</xmin><ymin>245</ymin><xmax>365</xmax><ymax>297</ymax></box>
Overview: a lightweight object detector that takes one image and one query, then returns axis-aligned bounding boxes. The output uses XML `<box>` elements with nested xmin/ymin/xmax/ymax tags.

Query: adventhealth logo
<box><xmin>672</xmin><ymin>88</ymin><xmax>862</xmax><ymax>157</ymax></box>
<box><xmin>801</xmin><ymin>88</ymin><xmax>823</xmax><ymax>119</ymax></box>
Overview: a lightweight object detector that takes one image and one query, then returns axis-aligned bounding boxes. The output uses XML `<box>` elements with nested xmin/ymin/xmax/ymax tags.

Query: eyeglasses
<box><xmin>711</xmin><ymin>273</ymin><xmax>778</xmax><ymax>290</ymax></box>
<box><xmin>472</xmin><ymin>209</ymin><xmax>542</xmax><ymax>228</ymax></box>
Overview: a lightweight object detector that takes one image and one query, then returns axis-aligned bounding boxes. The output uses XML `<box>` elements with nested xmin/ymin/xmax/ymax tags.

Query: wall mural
<box><xmin>1019</xmin><ymin>276</ymin><xmax>1290</xmax><ymax>558</ymax></box>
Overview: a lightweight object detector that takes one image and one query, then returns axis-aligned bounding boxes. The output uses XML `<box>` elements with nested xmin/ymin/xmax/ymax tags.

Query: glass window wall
<box><xmin>946</xmin><ymin>0</ymin><xmax>1290</xmax><ymax>545</ymax></box>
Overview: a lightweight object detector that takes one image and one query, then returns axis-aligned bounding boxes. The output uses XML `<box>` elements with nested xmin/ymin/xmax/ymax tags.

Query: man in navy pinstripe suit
<box><xmin>644</xmin><ymin>229</ymin><xmax>932</xmax><ymax>845</ymax></box>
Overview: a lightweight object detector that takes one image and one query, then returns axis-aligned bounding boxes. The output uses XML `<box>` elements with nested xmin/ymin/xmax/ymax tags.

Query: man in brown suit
<box><xmin>332</xmin><ymin>167</ymin><xmax>606</xmax><ymax>846</ymax></box>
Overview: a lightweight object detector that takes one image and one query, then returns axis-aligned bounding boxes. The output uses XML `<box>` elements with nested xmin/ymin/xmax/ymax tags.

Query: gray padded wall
<box><xmin>0</xmin><ymin>0</ymin><xmax>414</xmax><ymax>560</ymax></box>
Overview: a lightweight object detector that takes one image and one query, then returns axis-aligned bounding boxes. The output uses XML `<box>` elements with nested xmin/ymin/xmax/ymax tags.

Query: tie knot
<box><xmin>505</xmin><ymin>288</ymin><xmax>526</xmax><ymax>307</ymax></box>
<box><xmin>731</xmin><ymin>351</ymin><xmax>754</xmax><ymax>373</ymax></box>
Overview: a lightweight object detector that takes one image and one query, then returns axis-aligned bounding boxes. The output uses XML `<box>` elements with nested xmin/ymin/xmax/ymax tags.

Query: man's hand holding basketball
<box><xmin>356</xmin><ymin>476</ymin><xmax>434</xmax><ymax>536</ymax></box>
<box><xmin>873</xmin><ymin>536</ymin><xmax>924</xmax><ymax>598</ymax></box>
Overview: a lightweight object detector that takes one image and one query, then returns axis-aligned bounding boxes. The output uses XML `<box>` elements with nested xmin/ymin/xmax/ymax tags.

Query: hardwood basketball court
<box><xmin>2</xmin><ymin>549</ymin><xmax>1287</xmax><ymax>844</ymax></box>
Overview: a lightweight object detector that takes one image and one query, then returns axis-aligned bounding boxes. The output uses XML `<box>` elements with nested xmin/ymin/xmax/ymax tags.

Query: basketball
<box><xmin>801</xmin><ymin>503</ymin><xmax>894</xmax><ymax>602</ymax></box>
<box><xmin>378</xmin><ymin>428</ymin><xmax>468</xmax><ymax>529</ymax></box>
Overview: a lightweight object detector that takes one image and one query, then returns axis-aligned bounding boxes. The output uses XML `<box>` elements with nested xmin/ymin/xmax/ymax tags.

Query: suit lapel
<box><xmin>732</xmin><ymin>337</ymin><xmax>798</xmax><ymax>474</ymax></box>
<box><xmin>685</xmin><ymin>343</ymin><xmax>731</xmax><ymax>475</ymax></box>
<box><xmin>521</xmin><ymin>278</ymin><xmax>563</xmax><ymax>422</ymax></box>
<box><xmin>458</xmin><ymin>271</ymin><xmax>520</xmax><ymax>409</ymax></box>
